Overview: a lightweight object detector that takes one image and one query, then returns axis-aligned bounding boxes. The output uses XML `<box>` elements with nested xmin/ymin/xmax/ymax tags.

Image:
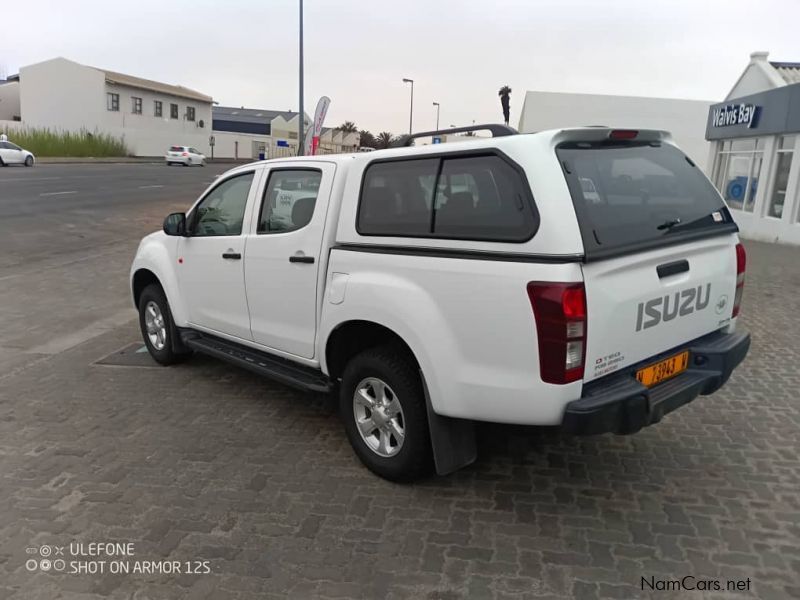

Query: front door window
<box><xmin>191</xmin><ymin>172</ymin><xmax>254</xmax><ymax>237</ymax></box>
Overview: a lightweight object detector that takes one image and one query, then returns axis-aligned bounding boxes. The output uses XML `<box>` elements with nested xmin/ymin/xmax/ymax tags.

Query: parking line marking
<box><xmin>138</xmin><ymin>185</ymin><xmax>164</xmax><ymax>189</ymax></box>
<box><xmin>39</xmin><ymin>190</ymin><xmax>77</xmax><ymax>196</ymax></box>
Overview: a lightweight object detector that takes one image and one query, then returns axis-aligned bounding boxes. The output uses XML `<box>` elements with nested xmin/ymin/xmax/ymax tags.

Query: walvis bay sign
<box><xmin>711</xmin><ymin>103</ymin><xmax>761</xmax><ymax>129</ymax></box>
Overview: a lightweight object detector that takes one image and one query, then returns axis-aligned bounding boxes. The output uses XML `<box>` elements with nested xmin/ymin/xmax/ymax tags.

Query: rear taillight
<box><xmin>732</xmin><ymin>243</ymin><xmax>746</xmax><ymax>318</ymax></box>
<box><xmin>527</xmin><ymin>282</ymin><xmax>587</xmax><ymax>384</ymax></box>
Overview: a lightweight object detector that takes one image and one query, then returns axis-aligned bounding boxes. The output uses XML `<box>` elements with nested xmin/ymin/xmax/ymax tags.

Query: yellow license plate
<box><xmin>635</xmin><ymin>351</ymin><xmax>689</xmax><ymax>387</ymax></box>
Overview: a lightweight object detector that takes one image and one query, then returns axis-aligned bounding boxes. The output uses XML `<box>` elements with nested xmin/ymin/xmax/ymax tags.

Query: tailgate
<box><xmin>554</xmin><ymin>131</ymin><xmax>742</xmax><ymax>382</ymax></box>
<box><xmin>582</xmin><ymin>236</ymin><xmax>738</xmax><ymax>382</ymax></box>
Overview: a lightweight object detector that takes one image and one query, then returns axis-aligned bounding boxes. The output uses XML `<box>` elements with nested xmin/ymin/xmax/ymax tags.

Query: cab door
<box><xmin>244</xmin><ymin>163</ymin><xmax>335</xmax><ymax>358</ymax></box>
<box><xmin>177</xmin><ymin>168</ymin><xmax>262</xmax><ymax>340</ymax></box>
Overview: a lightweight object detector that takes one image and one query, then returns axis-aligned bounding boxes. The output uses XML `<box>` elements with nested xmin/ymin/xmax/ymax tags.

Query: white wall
<box><xmin>20</xmin><ymin>57</ymin><xmax>107</xmax><ymax>132</ymax></box>
<box><xmin>271</xmin><ymin>113</ymin><xmax>310</xmax><ymax>151</ymax></box>
<box><xmin>727</xmin><ymin>64</ymin><xmax>779</xmax><ymax>100</ymax></box>
<box><xmin>211</xmin><ymin>131</ymin><xmax>271</xmax><ymax>159</ymax></box>
<box><xmin>0</xmin><ymin>82</ymin><xmax>21</xmax><ymax>120</ymax></box>
<box><xmin>518</xmin><ymin>90</ymin><xmax>714</xmax><ymax>171</ymax></box>
<box><xmin>102</xmin><ymin>82</ymin><xmax>212</xmax><ymax>156</ymax></box>
<box><xmin>725</xmin><ymin>52</ymin><xmax>786</xmax><ymax>101</ymax></box>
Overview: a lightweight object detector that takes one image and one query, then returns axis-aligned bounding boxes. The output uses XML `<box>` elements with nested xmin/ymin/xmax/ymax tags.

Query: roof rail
<box><xmin>392</xmin><ymin>123</ymin><xmax>518</xmax><ymax>147</ymax></box>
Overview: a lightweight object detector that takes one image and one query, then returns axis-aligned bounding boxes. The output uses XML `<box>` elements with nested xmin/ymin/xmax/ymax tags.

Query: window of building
<box><xmin>106</xmin><ymin>92</ymin><xmax>119</xmax><ymax>112</ymax></box>
<box><xmin>767</xmin><ymin>136</ymin><xmax>795</xmax><ymax>219</ymax></box>
<box><xmin>288</xmin><ymin>131</ymin><xmax>298</xmax><ymax>139</ymax></box>
<box><xmin>357</xmin><ymin>153</ymin><xmax>537</xmax><ymax>241</ymax></box>
<box><xmin>189</xmin><ymin>172</ymin><xmax>255</xmax><ymax>237</ymax></box>
<box><xmin>186</xmin><ymin>106</ymin><xmax>195</xmax><ymax>122</ymax></box>
<box><xmin>132</xmin><ymin>97</ymin><xmax>142</xmax><ymax>114</ymax></box>
<box><xmin>154</xmin><ymin>100</ymin><xmax>163</xmax><ymax>117</ymax></box>
<box><xmin>712</xmin><ymin>138</ymin><xmax>765</xmax><ymax>212</ymax></box>
<box><xmin>170</xmin><ymin>103</ymin><xmax>179</xmax><ymax>119</ymax></box>
<box><xmin>258</xmin><ymin>170</ymin><xmax>322</xmax><ymax>233</ymax></box>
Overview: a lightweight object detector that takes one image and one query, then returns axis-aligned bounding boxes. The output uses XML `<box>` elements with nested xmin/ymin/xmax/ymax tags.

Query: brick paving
<box><xmin>0</xmin><ymin>240</ymin><xmax>798</xmax><ymax>599</ymax></box>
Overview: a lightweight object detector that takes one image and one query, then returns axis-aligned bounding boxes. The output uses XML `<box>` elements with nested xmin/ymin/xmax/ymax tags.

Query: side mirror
<box><xmin>163</xmin><ymin>212</ymin><xmax>186</xmax><ymax>236</ymax></box>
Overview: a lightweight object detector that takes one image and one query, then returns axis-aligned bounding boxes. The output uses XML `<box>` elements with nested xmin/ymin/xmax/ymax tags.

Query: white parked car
<box><xmin>131</xmin><ymin>125</ymin><xmax>750</xmax><ymax>481</ymax></box>
<box><xmin>166</xmin><ymin>145</ymin><xmax>205</xmax><ymax>167</ymax></box>
<box><xmin>0</xmin><ymin>140</ymin><xmax>35</xmax><ymax>166</ymax></box>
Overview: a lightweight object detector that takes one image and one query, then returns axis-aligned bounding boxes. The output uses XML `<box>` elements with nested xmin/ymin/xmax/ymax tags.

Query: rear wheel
<box><xmin>24</xmin><ymin>156</ymin><xmax>33</xmax><ymax>167</ymax></box>
<box><xmin>339</xmin><ymin>345</ymin><xmax>432</xmax><ymax>482</ymax></box>
<box><xmin>138</xmin><ymin>284</ymin><xmax>188</xmax><ymax>365</ymax></box>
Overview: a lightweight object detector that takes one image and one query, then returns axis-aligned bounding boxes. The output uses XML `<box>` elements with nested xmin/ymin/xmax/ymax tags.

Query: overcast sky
<box><xmin>3</xmin><ymin>0</ymin><xmax>799</xmax><ymax>134</ymax></box>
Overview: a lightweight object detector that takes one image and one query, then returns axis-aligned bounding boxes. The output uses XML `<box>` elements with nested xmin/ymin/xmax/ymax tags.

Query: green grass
<box><xmin>0</xmin><ymin>127</ymin><xmax>129</xmax><ymax>157</ymax></box>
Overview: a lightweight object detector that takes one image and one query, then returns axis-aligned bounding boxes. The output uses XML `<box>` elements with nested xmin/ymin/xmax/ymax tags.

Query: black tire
<box><xmin>24</xmin><ymin>156</ymin><xmax>33</xmax><ymax>167</ymax></box>
<box><xmin>339</xmin><ymin>344</ymin><xmax>432</xmax><ymax>482</ymax></box>
<box><xmin>138</xmin><ymin>283</ymin><xmax>187</xmax><ymax>365</ymax></box>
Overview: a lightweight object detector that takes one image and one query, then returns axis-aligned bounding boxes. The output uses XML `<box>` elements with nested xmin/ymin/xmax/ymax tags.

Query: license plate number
<box><xmin>635</xmin><ymin>351</ymin><xmax>689</xmax><ymax>387</ymax></box>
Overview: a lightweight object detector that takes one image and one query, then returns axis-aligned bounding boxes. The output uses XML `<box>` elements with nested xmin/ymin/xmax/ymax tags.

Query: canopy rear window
<box><xmin>557</xmin><ymin>141</ymin><xmax>736</xmax><ymax>259</ymax></box>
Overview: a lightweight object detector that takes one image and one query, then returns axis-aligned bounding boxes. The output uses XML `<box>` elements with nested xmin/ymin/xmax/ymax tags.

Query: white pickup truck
<box><xmin>130</xmin><ymin>125</ymin><xmax>750</xmax><ymax>481</ymax></box>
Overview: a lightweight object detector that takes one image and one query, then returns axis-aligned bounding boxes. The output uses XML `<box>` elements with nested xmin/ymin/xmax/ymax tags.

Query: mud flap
<box><xmin>421</xmin><ymin>371</ymin><xmax>477</xmax><ymax>475</ymax></box>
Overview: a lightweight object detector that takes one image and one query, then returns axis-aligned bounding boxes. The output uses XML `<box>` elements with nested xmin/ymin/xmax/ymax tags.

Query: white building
<box><xmin>210</xmin><ymin>106</ymin><xmax>304</xmax><ymax>160</ymax></box>
<box><xmin>3</xmin><ymin>57</ymin><xmax>213</xmax><ymax>156</ymax></box>
<box><xmin>211</xmin><ymin>106</ymin><xmax>358</xmax><ymax>159</ymax></box>
<box><xmin>518</xmin><ymin>91</ymin><xmax>713</xmax><ymax>171</ymax></box>
<box><xmin>705</xmin><ymin>52</ymin><xmax>800</xmax><ymax>245</ymax></box>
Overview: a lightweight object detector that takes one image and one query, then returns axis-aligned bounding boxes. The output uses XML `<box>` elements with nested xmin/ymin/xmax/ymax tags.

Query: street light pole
<box><xmin>298</xmin><ymin>0</ymin><xmax>304</xmax><ymax>156</ymax></box>
<box><xmin>402</xmin><ymin>78</ymin><xmax>414</xmax><ymax>135</ymax></box>
<box><xmin>433</xmin><ymin>102</ymin><xmax>440</xmax><ymax>130</ymax></box>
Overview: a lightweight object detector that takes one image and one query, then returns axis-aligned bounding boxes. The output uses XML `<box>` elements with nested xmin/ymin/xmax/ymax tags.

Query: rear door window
<box><xmin>258</xmin><ymin>169</ymin><xmax>322</xmax><ymax>233</ymax></box>
<box><xmin>357</xmin><ymin>153</ymin><xmax>537</xmax><ymax>242</ymax></box>
<box><xmin>557</xmin><ymin>141</ymin><xmax>735</xmax><ymax>258</ymax></box>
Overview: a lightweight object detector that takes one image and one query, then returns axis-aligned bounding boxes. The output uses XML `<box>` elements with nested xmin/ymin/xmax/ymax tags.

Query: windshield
<box><xmin>557</xmin><ymin>141</ymin><xmax>735</xmax><ymax>258</ymax></box>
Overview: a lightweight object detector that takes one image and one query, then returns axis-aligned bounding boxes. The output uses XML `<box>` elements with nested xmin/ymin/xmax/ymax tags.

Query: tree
<box><xmin>498</xmin><ymin>85</ymin><xmax>512</xmax><ymax>126</ymax></box>
<box><xmin>339</xmin><ymin>121</ymin><xmax>358</xmax><ymax>133</ymax></box>
<box><xmin>375</xmin><ymin>131</ymin><xmax>395</xmax><ymax>149</ymax></box>
<box><xmin>358</xmin><ymin>129</ymin><xmax>376</xmax><ymax>149</ymax></box>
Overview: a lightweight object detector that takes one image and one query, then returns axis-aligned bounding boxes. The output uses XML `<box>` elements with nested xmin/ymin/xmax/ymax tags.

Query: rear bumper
<box><xmin>562</xmin><ymin>330</ymin><xmax>750</xmax><ymax>435</ymax></box>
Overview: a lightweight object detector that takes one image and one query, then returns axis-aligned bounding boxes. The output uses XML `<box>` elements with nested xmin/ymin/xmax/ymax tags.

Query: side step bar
<box><xmin>179</xmin><ymin>329</ymin><xmax>332</xmax><ymax>394</ymax></box>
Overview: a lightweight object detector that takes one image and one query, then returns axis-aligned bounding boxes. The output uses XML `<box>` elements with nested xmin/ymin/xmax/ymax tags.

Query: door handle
<box><xmin>222</xmin><ymin>252</ymin><xmax>242</xmax><ymax>260</ymax></box>
<box><xmin>289</xmin><ymin>255</ymin><xmax>314</xmax><ymax>264</ymax></box>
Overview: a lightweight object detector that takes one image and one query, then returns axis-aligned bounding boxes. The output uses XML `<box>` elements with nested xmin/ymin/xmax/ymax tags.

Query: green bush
<box><xmin>0</xmin><ymin>127</ymin><xmax>129</xmax><ymax>157</ymax></box>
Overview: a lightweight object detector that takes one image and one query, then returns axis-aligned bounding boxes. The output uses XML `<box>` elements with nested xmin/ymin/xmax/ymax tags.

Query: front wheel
<box><xmin>339</xmin><ymin>345</ymin><xmax>432</xmax><ymax>482</ymax></box>
<box><xmin>138</xmin><ymin>284</ymin><xmax>187</xmax><ymax>365</ymax></box>
<box><xmin>24</xmin><ymin>156</ymin><xmax>34</xmax><ymax>167</ymax></box>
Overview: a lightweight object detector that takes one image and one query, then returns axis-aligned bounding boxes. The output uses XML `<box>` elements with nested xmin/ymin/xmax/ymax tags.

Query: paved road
<box><xmin>0</xmin><ymin>165</ymin><xmax>798</xmax><ymax>599</ymax></box>
<box><xmin>0</xmin><ymin>163</ymin><xmax>227</xmax><ymax>375</ymax></box>
<box><xmin>0</xmin><ymin>163</ymin><xmax>227</xmax><ymax>270</ymax></box>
